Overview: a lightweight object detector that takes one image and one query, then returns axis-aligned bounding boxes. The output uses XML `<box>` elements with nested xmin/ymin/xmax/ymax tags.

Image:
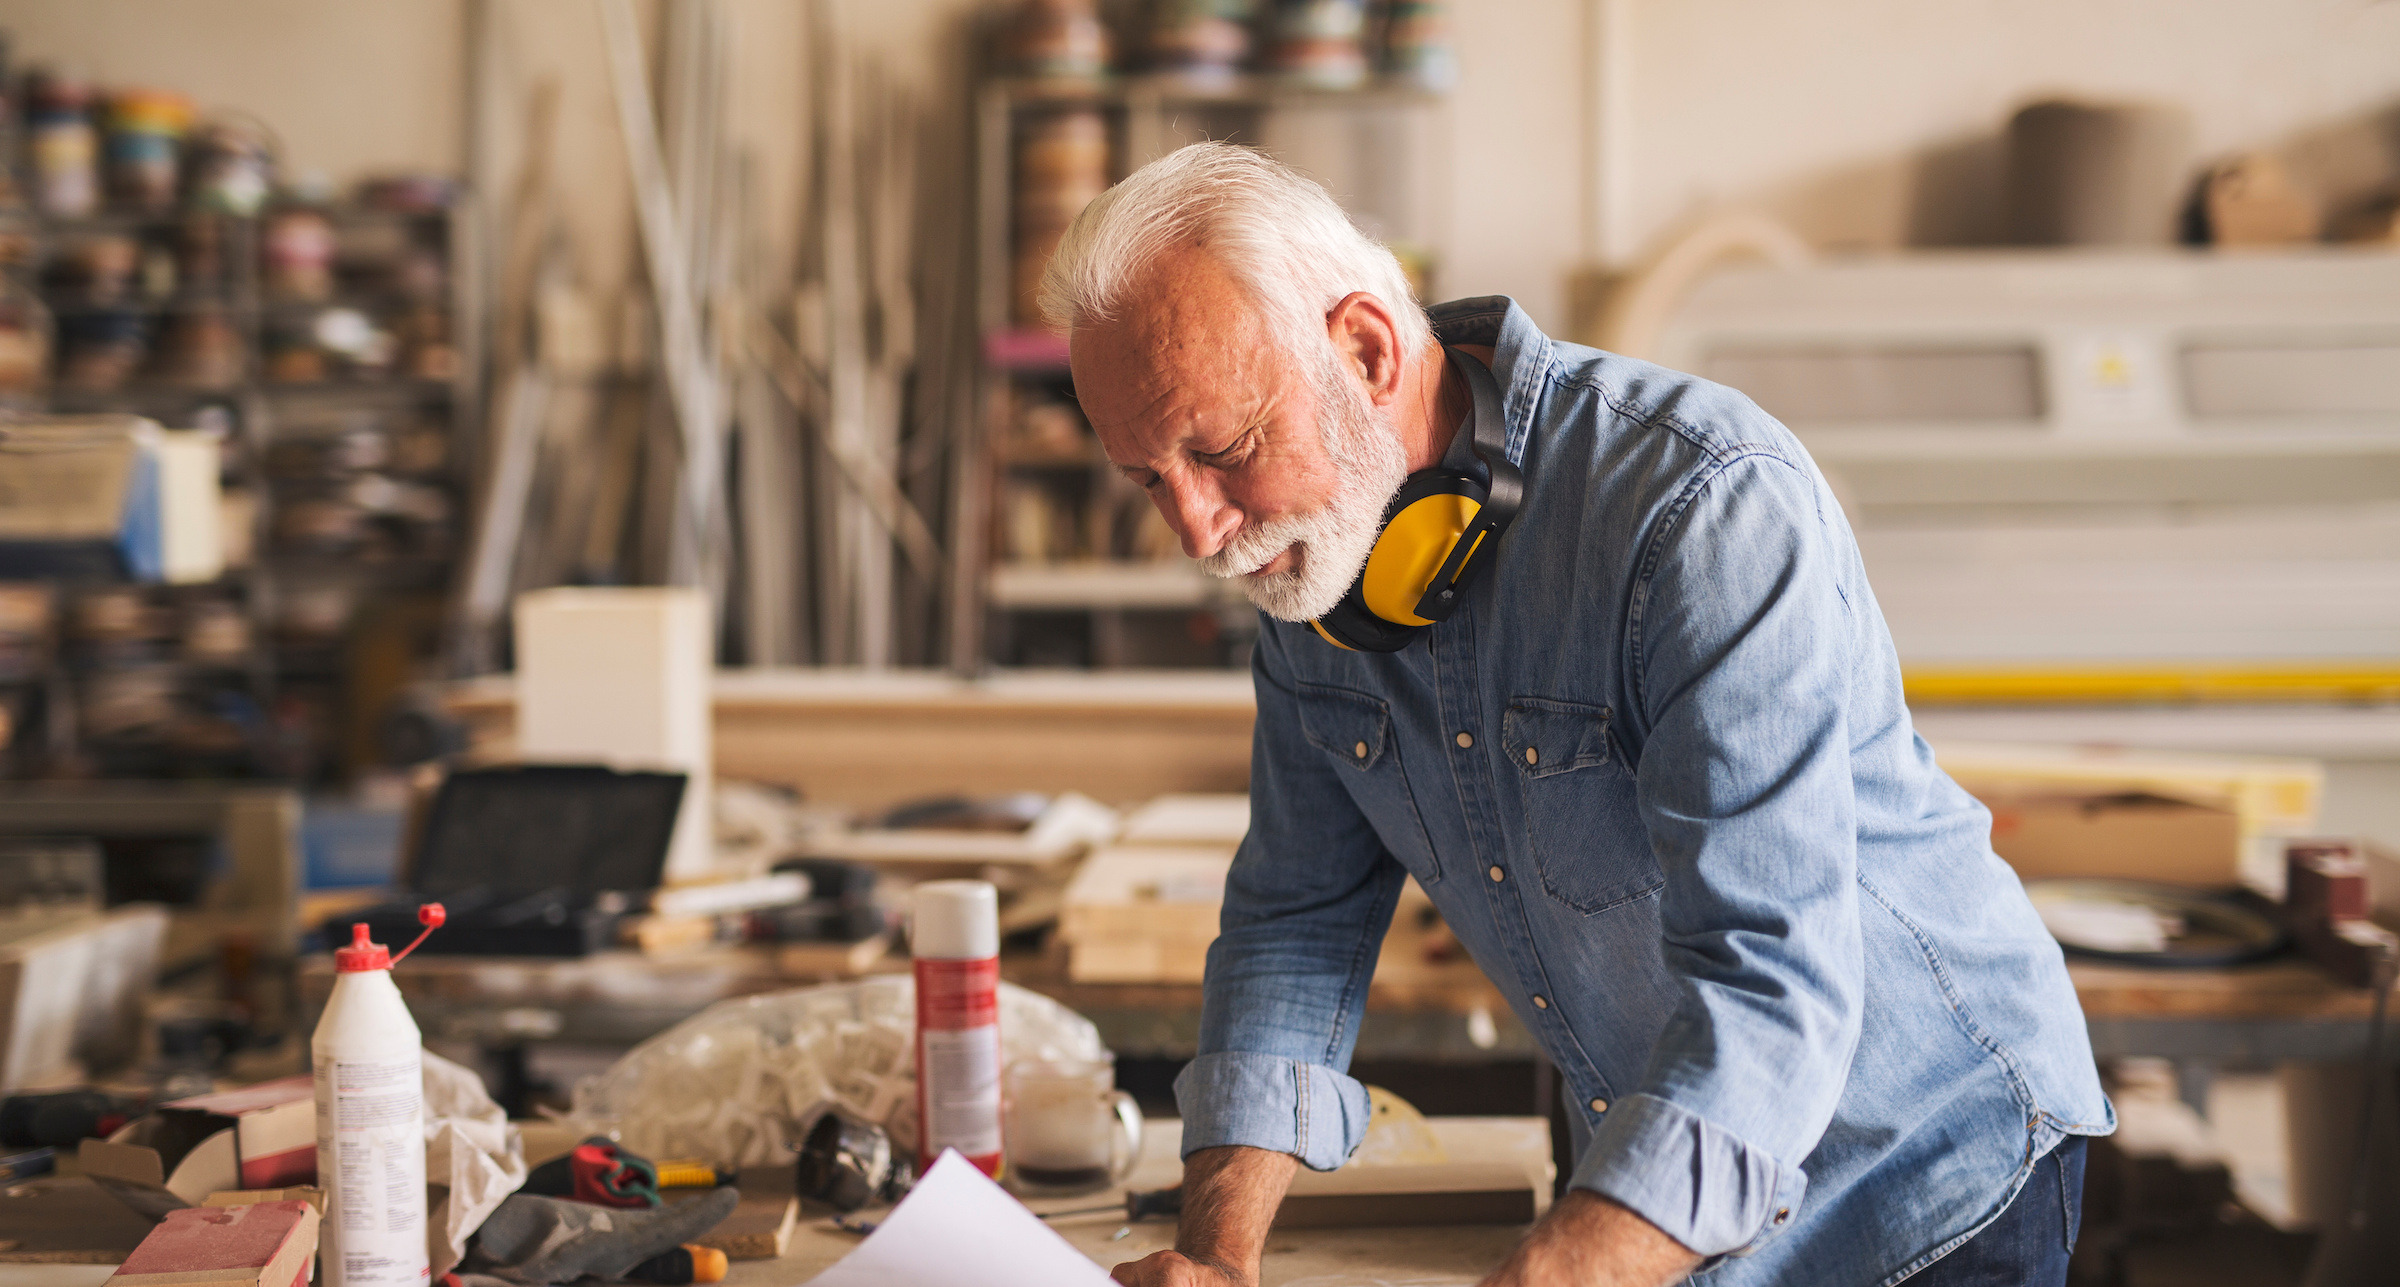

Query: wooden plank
<box><xmin>2069</xmin><ymin>958</ymin><xmax>2383</xmax><ymax>1022</ymax></box>
<box><xmin>1067</xmin><ymin>937</ymin><xmax>1211</xmax><ymax>985</ymax></box>
<box><xmin>1059</xmin><ymin>847</ymin><xmax>1232</xmax><ymax>943</ymax></box>
<box><xmin>1276</xmin><ymin>1161</ymin><xmax>1538</xmax><ymax>1229</ymax></box>
<box><xmin>694</xmin><ymin>1190</ymin><xmax>799</xmax><ymax>1261</ymax></box>
<box><xmin>774</xmin><ymin>934</ymin><xmax>890</xmax><ymax>979</ymax></box>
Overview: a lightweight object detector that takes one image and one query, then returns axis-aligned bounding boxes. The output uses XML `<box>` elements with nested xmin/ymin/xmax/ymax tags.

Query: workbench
<box><xmin>2069</xmin><ymin>956</ymin><xmax>2389</xmax><ymax>1112</ymax></box>
<box><xmin>736</xmin><ymin>1116</ymin><xmax>1553</xmax><ymax>1287</ymax></box>
<box><xmin>0</xmin><ymin>1118</ymin><xmax>1550</xmax><ymax>1287</ymax></box>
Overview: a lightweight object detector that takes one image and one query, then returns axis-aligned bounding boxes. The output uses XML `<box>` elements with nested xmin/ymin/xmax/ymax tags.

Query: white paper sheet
<box><xmin>801</xmin><ymin>1151</ymin><xmax>1118</xmax><ymax>1287</ymax></box>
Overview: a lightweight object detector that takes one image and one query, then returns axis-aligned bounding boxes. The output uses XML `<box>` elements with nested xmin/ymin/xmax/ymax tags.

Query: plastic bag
<box><xmin>569</xmin><ymin>978</ymin><xmax>1106</xmax><ymax>1168</ymax></box>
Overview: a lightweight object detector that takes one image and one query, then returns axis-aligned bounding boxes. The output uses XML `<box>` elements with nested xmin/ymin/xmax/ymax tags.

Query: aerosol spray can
<box><xmin>313</xmin><ymin>905</ymin><xmax>442</xmax><ymax>1287</ymax></box>
<box><xmin>913</xmin><ymin>880</ymin><xmax>1002</xmax><ymax>1177</ymax></box>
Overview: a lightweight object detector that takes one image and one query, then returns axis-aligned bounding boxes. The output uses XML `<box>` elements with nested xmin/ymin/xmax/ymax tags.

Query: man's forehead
<box><xmin>1071</xmin><ymin>246</ymin><xmax>1280</xmax><ymax>395</ymax></box>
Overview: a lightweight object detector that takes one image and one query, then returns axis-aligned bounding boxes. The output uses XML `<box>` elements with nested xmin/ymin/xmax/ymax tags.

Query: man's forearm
<box><xmin>1175</xmin><ymin>1145</ymin><xmax>1299</xmax><ymax>1280</ymax></box>
<box><xmin>1481</xmin><ymin>1189</ymin><xmax>1702</xmax><ymax>1287</ymax></box>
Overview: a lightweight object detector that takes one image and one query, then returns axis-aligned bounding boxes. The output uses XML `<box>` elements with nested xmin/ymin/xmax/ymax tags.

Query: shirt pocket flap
<box><xmin>1297</xmin><ymin>682</ymin><xmax>1393</xmax><ymax>771</ymax></box>
<box><xmin>1503</xmin><ymin>698</ymin><xmax>1616</xmax><ymax>779</ymax></box>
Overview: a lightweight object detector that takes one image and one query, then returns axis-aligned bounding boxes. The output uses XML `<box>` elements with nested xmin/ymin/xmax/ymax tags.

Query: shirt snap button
<box><xmin>1487</xmin><ymin>865</ymin><xmax>1505</xmax><ymax>883</ymax></box>
<box><xmin>1773</xmin><ymin>1208</ymin><xmax>1791</xmax><ymax>1225</ymax></box>
<box><xmin>1524</xmin><ymin>746</ymin><xmax>1539</xmax><ymax>765</ymax></box>
<box><xmin>1532</xmin><ymin>995</ymin><xmax>1549</xmax><ymax>1009</ymax></box>
<box><xmin>1455</xmin><ymin>731</ymin><xmax>1473</xmax><ymax>749</ymax></box>
<box><xmin>1353</xmin><ymin>741</ymin><xmax>1368</xmax><ymax>759</ymax></box>
<box><xmin>1589</xmin><ymin>1098</ymin><xmax>1607</xmax><ymax>1113</ymax></box>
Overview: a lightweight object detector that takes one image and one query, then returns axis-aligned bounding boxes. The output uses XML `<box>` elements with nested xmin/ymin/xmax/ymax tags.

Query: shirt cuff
<box><xmin>1173</xmin><ymin>1050</ymin><xmax>1372</xmax><ymax>1172</ymax></box>
<box><xmin>1569</xmin><ymin>1093</ymin><xmax>1810</xmax><ymax>1258</ymax></box>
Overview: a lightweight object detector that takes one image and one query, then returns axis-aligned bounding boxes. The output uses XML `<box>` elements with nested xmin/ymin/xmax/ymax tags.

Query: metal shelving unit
<box><xmin>7</xmin><ymin>197</ymin><xmax>481</xmax><ymax>781</ymax></box>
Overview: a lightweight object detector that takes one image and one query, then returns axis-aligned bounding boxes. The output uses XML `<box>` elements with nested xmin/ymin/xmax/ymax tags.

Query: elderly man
<box><xmin>1044</xmin><ymin>144</ymin><xmax>2111</xmax><ymax>1287</ymax></box>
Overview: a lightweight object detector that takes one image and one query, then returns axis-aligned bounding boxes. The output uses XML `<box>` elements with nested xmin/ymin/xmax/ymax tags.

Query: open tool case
<box><xmin>331</xmin><ymin>764</ymin><xmax>688</xmax><ymax>957</ymax></box>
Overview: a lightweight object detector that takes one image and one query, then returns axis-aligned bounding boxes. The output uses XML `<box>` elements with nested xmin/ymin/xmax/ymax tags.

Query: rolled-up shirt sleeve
<box><xmin>1173</xmin><ymin>625</ymin><xmax>1403</xmax><ymax>1171</ymax></box>
<box><xmin>1571</xmin><ymin>451</ymin><xmax>1865</xmax><ymax>1257</ymax></box>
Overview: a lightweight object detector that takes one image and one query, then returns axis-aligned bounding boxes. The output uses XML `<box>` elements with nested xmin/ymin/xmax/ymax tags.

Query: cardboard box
<box><xmin>83</xmin><ymin>1121</ymin><xmax>240</xmax><ymax>1221</ymax></box>
<box><xmin>0</xmin><ymin>904</ymin><xmax>168</xmax><ymax>1091</ymax></box>
<box><xmin>1982</xmin><ymin>791</ymin><xmax>2243</xmax><ymax>886</ymax></box>
<box><xmin>161</xmin><ymin>1079</ymin><xmax>316</xmax><ymax>1188</ymax></box>
<box><xmin>82</xmin><ymin>1077</ymin><xmax>315</xmax><ymax>1220</ymax></box>
<box><xmin>104</xmin><ymin>1198</ymin><xmax>317</xmax><ymax>1287</ymax></box>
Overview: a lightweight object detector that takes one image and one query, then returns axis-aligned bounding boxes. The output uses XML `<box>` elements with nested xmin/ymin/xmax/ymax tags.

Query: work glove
<box><xmin>466</xmin><ymin>1187</ymin><xmax>739</xmax><ymax>1284</ymax></box>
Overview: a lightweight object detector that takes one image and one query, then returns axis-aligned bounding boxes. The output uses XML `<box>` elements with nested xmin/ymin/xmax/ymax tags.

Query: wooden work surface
<box><xmin>733</xmin><ymin>1117</ymin><xmax>1552</xmax><ymax>1287</ymax></box>
<box><xmin>2066</xmin><ymin>957</ymin><xmax>2384</xmax><ymax>1021</ymax></box>
<box><xmin>1</xmin><ymin>1119</ymin><xmax>1545</xmax><ymax>1285</ymax></box>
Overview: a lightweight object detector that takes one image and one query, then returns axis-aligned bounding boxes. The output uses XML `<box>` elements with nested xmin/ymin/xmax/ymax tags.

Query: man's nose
<box><xmin>1158</xmin><ymin>472</ymin><xmax>1240</xmax><ymax>560</ymax></box>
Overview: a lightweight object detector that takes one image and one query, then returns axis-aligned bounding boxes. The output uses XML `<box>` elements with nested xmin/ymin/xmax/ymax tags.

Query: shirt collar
<box><xmin>1427</xmin><ymin>296</ymin><xmax>1550</xmax><ymax>467</ymax></box>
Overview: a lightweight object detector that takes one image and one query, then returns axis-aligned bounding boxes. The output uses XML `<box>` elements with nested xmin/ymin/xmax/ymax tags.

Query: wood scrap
<box><xmin>774</xmin><ymin>932</ymin><xmax>890</xmax><ymax>979</ymax></box>
<box><xmin>692</xmin><ymin>1191</ymin><xmax>800</xmax><ymax>1260</ymax></box>
<box><xmin>1057</xmin><ymin>845</ymin><xmax>1229</xmax><ymax>983</ymax></box>
<box><xmin>622</xmin><ymin>913</ymin><xmax>723</xmax><ymax>957</ymax></box>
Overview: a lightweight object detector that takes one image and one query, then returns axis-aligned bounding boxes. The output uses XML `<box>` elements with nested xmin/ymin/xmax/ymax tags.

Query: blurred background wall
<box><xmin>7</xmin><ymin>0</ymin><xmax>2390</xmax><ymax>333</ymax></box>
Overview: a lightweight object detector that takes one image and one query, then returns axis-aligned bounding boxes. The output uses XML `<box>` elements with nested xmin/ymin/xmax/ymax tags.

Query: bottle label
<box><xmin>318</xmin><ymin>1056</ymin><xmax>428</xmax><ymax>1287</ymax></box>
<box><xmin>915</xmin><ymin>956</ymin><xmax>1002</xmax><ymax>1175</ymax></box>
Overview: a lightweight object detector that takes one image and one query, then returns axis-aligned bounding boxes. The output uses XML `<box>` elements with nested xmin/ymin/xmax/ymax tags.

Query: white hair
<box><xmin>1039</xmin><ymin>142</ymin><xmax>1433</xmax><ymax>359</ymax></box>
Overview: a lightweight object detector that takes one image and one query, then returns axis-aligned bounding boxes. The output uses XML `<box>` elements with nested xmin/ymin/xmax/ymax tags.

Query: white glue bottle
<box><xmin>313</xmin><ymin>904</ymin><xmax>443</xmax><ymax>1287</ymax></box>
<box><xmin>913</xmin><ymin>880</ymin><xmax>1003</xmax><ymax>1177</ymax></box>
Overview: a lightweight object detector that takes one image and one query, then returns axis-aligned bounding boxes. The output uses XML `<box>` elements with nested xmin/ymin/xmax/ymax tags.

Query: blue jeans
<box><xmin>1909</xmin><ymin>1137</ymin><xmax>2086</xmax><ymax>1286</ymax></box>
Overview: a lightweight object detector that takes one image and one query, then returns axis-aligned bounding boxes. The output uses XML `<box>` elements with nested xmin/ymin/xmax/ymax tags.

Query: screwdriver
<box><xmin>1040</xmin><ymin>1186</ymin><xmax>1183</xmax><ymax>1222</ymax></box>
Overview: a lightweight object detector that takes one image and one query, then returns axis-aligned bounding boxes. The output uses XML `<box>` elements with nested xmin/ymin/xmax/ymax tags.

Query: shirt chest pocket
<box><xmin>1503</xmin><ymin>697</ymin><xmax>1661</xmax><ymax>915</ymax></box>
<box><xmin>1295</xmin><ymin>681</ymin><xmax>1445</xmax><ymax>886</ymax></box>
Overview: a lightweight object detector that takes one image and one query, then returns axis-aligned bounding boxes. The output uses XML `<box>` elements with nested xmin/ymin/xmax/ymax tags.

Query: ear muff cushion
<box><xmin>1361</xmin><ymin>490</ymin><xmax>1483</xmax><ymax>627</ymax></box>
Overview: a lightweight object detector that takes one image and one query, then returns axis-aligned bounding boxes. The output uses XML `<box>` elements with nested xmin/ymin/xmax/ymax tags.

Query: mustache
<box><xmin>1198</xmin><ymin>510</ymin><xmax>1315</xmax><ymax>579</ymax></box>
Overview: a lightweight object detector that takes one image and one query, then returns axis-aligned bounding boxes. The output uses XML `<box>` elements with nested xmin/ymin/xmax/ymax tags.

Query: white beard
<box><xmin>1198</xmin><ymin>354</ymin><xmax>1411</xmax><ymax>622</ymax></box>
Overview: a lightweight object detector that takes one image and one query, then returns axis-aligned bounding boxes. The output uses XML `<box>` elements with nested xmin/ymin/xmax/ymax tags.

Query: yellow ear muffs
<box><xmin>1361</xmin><ymin>490</ymin><xmax>1484</xmax><ymax>628</ymax></box>
<box><xmin>1307</xmin><ymin>346</ymin><xmax>1522</xmax><ymax>654</ymax></box>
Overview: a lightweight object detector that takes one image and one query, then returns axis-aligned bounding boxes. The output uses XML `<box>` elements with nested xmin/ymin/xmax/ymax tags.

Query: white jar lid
<box><xmin>913</xmin><ymin>879</ymin><xmax>999</xmax><ymax>959</ymax></box>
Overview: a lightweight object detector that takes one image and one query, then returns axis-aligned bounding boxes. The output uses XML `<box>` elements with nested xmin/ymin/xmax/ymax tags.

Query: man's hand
<box><xmin>1109</xmin><ymin>1250</ymin><xmax>1249</xmax><ymax>1287</ymax></box>
<box><xmin>1477</xmin><ymin>1189</ymin><xmax>1702</xmax><ymax>1287</ymax></box>
<box><xmin>1110</xmin><ymin>1146</ymin><xmax>1297</xmax><ymax>1287</ymax></box>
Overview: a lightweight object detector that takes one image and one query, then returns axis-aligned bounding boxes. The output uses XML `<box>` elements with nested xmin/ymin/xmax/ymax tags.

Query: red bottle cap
<box><xmin>333</xmin><ymin>924</ymin><xmax>391</xmax><ymax>973</ymax></box>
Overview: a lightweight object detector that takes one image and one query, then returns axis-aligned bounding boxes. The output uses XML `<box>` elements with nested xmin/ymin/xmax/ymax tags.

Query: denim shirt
<box><xmin>1175</xmin><ymin>297</ymin><xmax>2114</xmax><ymax>1285</ymax></box>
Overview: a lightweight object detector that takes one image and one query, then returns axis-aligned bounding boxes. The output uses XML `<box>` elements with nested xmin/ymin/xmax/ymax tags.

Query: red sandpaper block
<box><xmin>104</xmin><ymin>1198</ymin><xmax>319</xmax><ymax>1287</ymax></box>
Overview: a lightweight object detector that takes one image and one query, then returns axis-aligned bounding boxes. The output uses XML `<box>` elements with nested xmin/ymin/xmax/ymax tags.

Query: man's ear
<box><xmin>1326</xmin><ymin>291</ymin><xmax>1405</xmax><ymax>407</ymax></box>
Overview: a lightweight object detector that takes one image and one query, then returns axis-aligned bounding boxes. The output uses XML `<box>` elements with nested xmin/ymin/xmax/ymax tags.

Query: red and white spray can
<box><xmin>313</xmin><ymin>904</ymin><xmax>442</xmax><ymax>1287</ymax></box>
<box><xmin>912</xmin><ymin>880</ymin><xmax>1002</xmax><ymax>1177</ymax></box>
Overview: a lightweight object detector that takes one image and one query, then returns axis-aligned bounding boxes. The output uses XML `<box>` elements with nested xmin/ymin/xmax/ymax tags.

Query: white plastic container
<box><xmin>913</xmin><ymin>880</ymin><xmax>1002</xmax><ymax>1177</ymax></box>
<box><xmin>313</xmin><ymin>908</ymin><xmax>441</xmax><ymax>1287</ymax></box>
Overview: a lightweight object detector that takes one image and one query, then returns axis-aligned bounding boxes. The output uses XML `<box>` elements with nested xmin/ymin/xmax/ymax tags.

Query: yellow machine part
<box><xmin>1352</xmin><ymin>1084</ymin><xmax>1450</xmax><ymax>1166</ymax></box>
